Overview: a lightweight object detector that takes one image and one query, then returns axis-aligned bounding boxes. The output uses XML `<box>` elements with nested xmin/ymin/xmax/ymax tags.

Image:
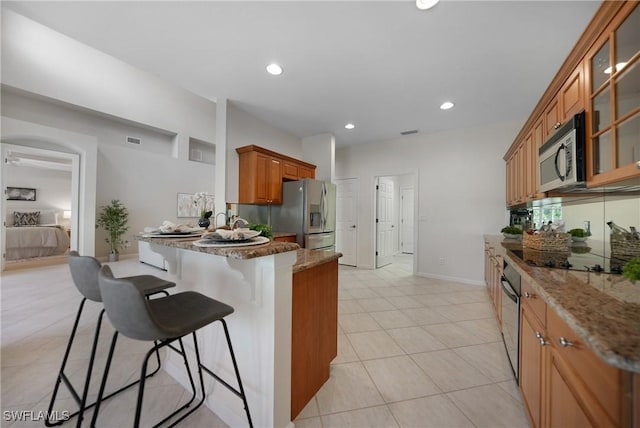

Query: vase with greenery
<box><xmin>96</xmin><ymin>199</ymin><xmax>129</xmax><ymax>261</ymax></box>
<box><xmin>622</xmin><ymin>256</ymin><xmax>640</xmax><ymax>283</ymax></box>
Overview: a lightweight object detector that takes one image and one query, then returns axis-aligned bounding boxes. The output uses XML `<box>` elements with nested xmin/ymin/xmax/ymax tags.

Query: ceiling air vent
<box><xmin>400</xmin><ymin>130</ymin><xmax>418</xmax><ymax>136</ymax></box>
<box><xmin>126</xmin><ymin>136</ymin><xmax>141</xmax><ymax>145</ymax></box>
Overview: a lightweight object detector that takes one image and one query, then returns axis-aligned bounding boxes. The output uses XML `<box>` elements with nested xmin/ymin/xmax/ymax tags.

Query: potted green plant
<box><xmin>501</xmin><ymin>226</ymin><xmax>523</xmax><ymax>240</ymax></box>
<box><xmin>569</xmin><ymin>228</ymin><xmax>589</xmax><ymax>242</ymax></box>
<box><xmin>96</xmin><ymin>199</ymin><xmax>129</xmax><ymax>262</ymax></box>
<box><xmin>622</xmin><ymin>256</ymin><xmax>640</xmax><ymax>283</ymax></box>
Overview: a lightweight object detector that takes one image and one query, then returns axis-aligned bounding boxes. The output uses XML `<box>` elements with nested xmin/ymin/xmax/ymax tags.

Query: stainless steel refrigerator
<box><xmin>271</xmin><ymin>179</ymin><xmax>336</xmax><ymax>251</ymax></box>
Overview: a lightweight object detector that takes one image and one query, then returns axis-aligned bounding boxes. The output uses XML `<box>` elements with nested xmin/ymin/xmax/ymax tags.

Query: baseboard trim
<box><xmin>416</xmin><ymin>271</ymin><xmax>485</xmax><ymax>286</ymax></box>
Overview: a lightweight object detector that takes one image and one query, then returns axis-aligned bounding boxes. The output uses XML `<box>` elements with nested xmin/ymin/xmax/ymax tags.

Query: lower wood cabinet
<box><xmin>520</xmin><ymin>298</ymin><xmax>546</xmax><ymax>428</ymax></box>
<box><xmin>519</xmin><ymin>281</ymin><xmax>633</xmax><ymax>428</ymax></box>
<box><xmin>291</xmin><ymin>259</ymin><xmax>338</xmax><ymax>419</ymax></box>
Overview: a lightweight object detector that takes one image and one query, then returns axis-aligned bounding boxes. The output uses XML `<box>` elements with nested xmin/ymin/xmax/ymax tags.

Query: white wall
<box><xmin>226</xmin><ymin>102</ymin><xmax>303</xmax><ymax>202</ymax></box>
<box><xmin>2</xmin><ymin>91</ymin><xmax>214</xmax><ymax>257</ymax></box>
<box><xmin>302</xmin><ymin>133</ymin><xmax>335</xmax><ymax>182</ymax></box>
<box><xmin>1</xmin><ymin>10</ymin><xmax>221</xmax><ymax>257</ymax></box>
<box><xmin>6</xmin><ymin>164</ymin><xmax>72</xmax><ymax>216</ymax></box>
<box><xmin>336</xmin><ymin>120</ymin><xmax>520</xmax><ymax>284</ymax></box>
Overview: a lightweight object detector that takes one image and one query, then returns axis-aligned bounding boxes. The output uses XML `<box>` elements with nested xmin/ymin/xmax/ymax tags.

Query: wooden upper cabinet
<box><xmin>544</xmin><ymin>98</ymin><xmax>561</xmax><ymax>139</ymax></box>
<box><xmin>299</xmin><ymin>165</ymin><xmax>315</xmax><ymax>179</ymax></box>
<box><xmin>560</xmin><ymin>64</ymin><xmax>585</xmax><ymax>120</ymax></box>
<box><xmin>543</xmin><ymin>64</ymin><xmax>584</xmax><ymax>140</ymax></box>
<box><xmin>282</xmin><ymin>160</ymin><xmax>300</xmax><ymax>180</ymax></box>
<box><xmin>586</xmin><ymin>2</ymin><xmax>640</xmax><ymax>187</ymax></box>
<box><xmin>505</xmin><ymin>2</ymin><xmax>640</xmax><ymax>196</ymax></box>
<box><xmin>236</xmin><ymin>145</ymin><xmax>316</xmax><ymax>205</ymax></box>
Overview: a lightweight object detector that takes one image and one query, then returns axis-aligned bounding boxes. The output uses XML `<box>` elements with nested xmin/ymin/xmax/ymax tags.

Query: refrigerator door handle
<box><xmin>320</xmin><ymin>182</ymin><xmax>326</xmax><ymax>230</ymax></box>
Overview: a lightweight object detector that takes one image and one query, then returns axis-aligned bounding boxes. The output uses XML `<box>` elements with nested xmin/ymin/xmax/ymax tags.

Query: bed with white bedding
<box><xmin>5</xmin><ymin>210</ymin><xmax>70</xmax><ymax>261</ymax></box>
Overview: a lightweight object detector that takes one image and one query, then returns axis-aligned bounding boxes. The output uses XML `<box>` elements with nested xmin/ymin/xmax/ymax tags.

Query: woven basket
<box><xmin>610</xmin><ymin>233</ymin><xmax>640</xmax><ymax>258</ymax></box>
<box><xmin>523</xmin><ymin>232</ymin><xmax>570</xmax><ymax>252</ymax></box>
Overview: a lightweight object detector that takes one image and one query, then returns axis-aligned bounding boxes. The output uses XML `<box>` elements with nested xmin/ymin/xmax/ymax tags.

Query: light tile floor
<box><xmin>1</xmin><ymin>254</ymin><xmax>529</xmax><ymax>427</ymax></box>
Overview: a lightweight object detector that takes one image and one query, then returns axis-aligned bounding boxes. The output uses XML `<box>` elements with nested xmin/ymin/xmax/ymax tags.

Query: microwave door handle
<box><xmin>554</xmin><ymin>143</ymin><xmax>566</xmax><ymax>181</ymax></box>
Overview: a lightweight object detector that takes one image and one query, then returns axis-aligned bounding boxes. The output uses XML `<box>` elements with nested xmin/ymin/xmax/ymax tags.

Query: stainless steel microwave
<box><xmin>539</xmin><ymin>111</ymin><xmax>586</xmax><ymax>193</ymax></box>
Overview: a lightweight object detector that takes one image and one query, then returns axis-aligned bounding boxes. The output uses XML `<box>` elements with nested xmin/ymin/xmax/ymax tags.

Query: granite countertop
<box><xmin>137</xmin><ymin>235</ymin><xmax>342</xmax><ymax>273</ymax></box>
<box><xmin>484</xmin><ymin>234</ymin><xmax>640</xmax><ymax>373</ymax></box>
<box><xmin>293</xmin><ymin>249</ymin><xmax>343</xmax><ymax>273</ymax></box>
<box><xmin>137</xmin><ymin>235</ymin><xmax>299</xmax><ymax>260</ymax></box>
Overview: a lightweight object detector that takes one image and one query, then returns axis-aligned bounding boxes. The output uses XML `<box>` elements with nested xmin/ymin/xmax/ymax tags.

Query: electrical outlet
<box><xmin>438</xmin><ymin>257</ymin><xmax>445</xmax><ymax>266</ymax></box>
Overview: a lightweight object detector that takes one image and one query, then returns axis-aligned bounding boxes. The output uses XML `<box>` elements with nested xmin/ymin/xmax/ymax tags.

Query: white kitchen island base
<box><xmin>146</xmin><ymin>240</ymin><xmax>297</xmax><ymax>428</ymax></box>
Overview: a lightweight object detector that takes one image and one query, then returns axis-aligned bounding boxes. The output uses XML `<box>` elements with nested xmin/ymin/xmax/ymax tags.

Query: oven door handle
<box><xmin>501</xmin><ymin>278</ymin><xmax>518</xmax><ymax>303</ymax></box>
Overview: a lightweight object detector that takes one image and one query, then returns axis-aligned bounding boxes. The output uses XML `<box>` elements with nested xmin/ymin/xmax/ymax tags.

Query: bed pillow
<box><xmin>14</xmin><ymin>211</ymin><xmax>40</xmax><ymax>226</ymax></box>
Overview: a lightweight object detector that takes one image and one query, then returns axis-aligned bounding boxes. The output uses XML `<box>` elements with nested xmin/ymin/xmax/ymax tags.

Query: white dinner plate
<box><xmin>192</xmin><ymin>236</ymin><xmax>270</xmax><ymax>248</ymax></box>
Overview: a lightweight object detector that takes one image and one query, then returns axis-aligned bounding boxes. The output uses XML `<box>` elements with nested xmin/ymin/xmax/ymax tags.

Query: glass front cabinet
<box><xmin>587</xmin><ymin>2</ymin><xmax>640</xmax><ymax>186</ymax></box>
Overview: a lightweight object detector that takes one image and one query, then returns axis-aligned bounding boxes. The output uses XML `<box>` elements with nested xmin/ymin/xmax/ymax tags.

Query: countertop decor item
<box><xmin>569</xmin><ymin>228</ymin><xmax>589</xmax><ymax>242</ymax></box>
<box><xmin>248</xmin><ymin>223</ymin><xmax>273</xmax><ymax>240</ymax></box>
<box><xmin>622</xmin><ymin>256</ymin><xmax>640</xmax><ymax>282</ymax></box>
<box><xmin>501</xmin><ymin>226</ymin><xmax>522</xmax><ymax>240</ymax></box>
<box><xmin>523</xmin><ymin>230</ymin><xmax>570</xmax><ymax>252</ymax></box>
<box><xmin>96</xmin><ymin>199</ymin><xmax>129</xmax><ymax>262</ymax></box>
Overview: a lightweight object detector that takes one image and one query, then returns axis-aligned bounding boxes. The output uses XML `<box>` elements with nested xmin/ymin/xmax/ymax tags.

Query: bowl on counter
<box><xmin>571</xmin><ymin>236</ymin><xmax>588</xmax><ymax>242</ymax></box>
<box><xmin>503</xmin><ymin>233</ymin><xmax>522</xmax><ymax>240</ymax></box>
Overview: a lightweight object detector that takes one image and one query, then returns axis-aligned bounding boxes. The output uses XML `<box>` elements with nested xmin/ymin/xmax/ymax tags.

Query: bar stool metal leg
<box><xmin>47</xmin><ymin>295</ymin><xmax>168</xmax><ymax>427</ymax></box>
<box><xmin>91</xmin><ymin>334</ymin><xmax>201</xmax><ymax>428</ymax></box>
<box><xmin>196</xmin><ymin>320</ymin><xmax>254</xmax><ymax>428</ymax></box>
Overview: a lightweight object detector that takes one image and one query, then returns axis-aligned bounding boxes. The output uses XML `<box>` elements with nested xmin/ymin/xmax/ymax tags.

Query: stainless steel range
<box><xmin>500</xmin><ymin>259</ymin><xmax>521</xmax><ymax>383</ymax></box>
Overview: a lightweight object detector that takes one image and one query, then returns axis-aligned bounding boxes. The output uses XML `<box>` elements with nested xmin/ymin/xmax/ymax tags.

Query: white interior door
<box><xmin>376</xmin><ymin>177</ymin><xmax>394</xmax><ymax>268</ymax></box>
<box><xmin>336</xmin><ymin>178</ymin><xmax>357</xmax><ymax>266</ymax></box>
<box><xmin>400</xmin><ymin>187</ymin><xmax>414</xmax><ymax>254</ymax></box>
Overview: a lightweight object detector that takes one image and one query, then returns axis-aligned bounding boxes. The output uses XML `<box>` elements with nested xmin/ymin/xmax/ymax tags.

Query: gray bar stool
<box><xmin>46</xmin><ymin>251</ymin><xmax>175</xmax><ymax>427</ymax></box>
<box><xmin>91</xmin><ymin>265</ymin><xmax>253</xmax><ymax>428</ymax></box>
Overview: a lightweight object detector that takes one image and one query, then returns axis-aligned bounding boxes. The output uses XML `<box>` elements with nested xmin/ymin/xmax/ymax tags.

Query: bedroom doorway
<box><xmin>1</xmin><ymin>143</ymin><xmax>80</xmax><ymax>271</ymax></box>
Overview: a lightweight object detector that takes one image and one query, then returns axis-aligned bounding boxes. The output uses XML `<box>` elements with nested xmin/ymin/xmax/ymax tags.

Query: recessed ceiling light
<box><xmin>345</xmin><ymin>123</ymin><xmax>355</xmax><ymax>130</ymax></box>
<box><xmin>416</xmin><ymin>0</ymin><xmax>439</xmax><ymax>10</ymax></box>
<box><xmin>266</xmin><ymin>63</ymin><xmax>283</xmax><ymax>76</ymax></box>
<box><xmin>440</xmin><ymin>101</ymin><xmax>454</xmax><ymax>110</ymax></box>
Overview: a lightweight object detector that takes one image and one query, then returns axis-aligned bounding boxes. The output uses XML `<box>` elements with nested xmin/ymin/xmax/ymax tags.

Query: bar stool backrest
<box><xmin>98</xmin><ymin>265</ymin><xmax>167</xmax><ymax>341</ymax></box>
<box><xmin>68</xmin><ymin>251</ymin><xmax>103</xmax><ymax>302</ymax></box>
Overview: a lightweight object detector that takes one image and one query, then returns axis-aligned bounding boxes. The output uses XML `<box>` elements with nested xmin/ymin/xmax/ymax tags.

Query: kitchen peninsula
<box><xmin>137</xmin><ymin>235</ymin><xmax>341</xmax><ymax>428</ymax></box>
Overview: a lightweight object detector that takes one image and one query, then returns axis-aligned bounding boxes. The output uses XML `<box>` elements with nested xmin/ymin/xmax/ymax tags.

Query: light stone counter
<box><xmin>484</xmin><ymin>234</ymin><xmax>640</xmax><ymax>373</ymax></box>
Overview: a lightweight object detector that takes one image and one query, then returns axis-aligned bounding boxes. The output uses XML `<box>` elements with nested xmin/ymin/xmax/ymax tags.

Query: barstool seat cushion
<box><xmin>123</xmin><ymin>275</ymin><xmax>175</xmax><ymax>295</ymax></box>
<box><xmin>148</xmin><ymin>292</ymin><xmax>235</xmax><ymax>340</ymax></box>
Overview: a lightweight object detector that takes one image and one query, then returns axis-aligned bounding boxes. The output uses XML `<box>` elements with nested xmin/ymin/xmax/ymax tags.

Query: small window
<box><xmin>531</xmin><ymin>204</ymin><xmax>562</xmax><ymax>230</ymax></box>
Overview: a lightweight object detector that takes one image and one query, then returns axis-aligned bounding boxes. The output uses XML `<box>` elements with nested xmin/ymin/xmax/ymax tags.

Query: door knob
<box><xmin>351</xmin><ymin>225</ymin><xmax>356</xmax><ymax>228</ymax></box>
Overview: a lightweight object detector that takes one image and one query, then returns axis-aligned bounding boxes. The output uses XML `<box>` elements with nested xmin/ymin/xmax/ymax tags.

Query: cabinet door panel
<box><xmin>547</xmin><ymin>309</ymin><xmax>622</xmax><ymax>426</ymax></box>
<box><xmin>283</xmin><ymin>161</ymin><xmax>299</xmax><ymax>180</ymax></box>
<box><xmin>268</xmin><ymin>157</ymin><xmax>282</xmax><ymax>203</ymax></box>
<box><xmin>561</xmin><ymin>66</ymin><xmax>584</xmax><ymax>120</ymax></box>
<box><xmin>520</xmin><ymin>303</ymin><xmax>546</xmax><ymax>428</ymax></box>
<box><xmin>547</xmin><ymin>349</ymin><xmax>595</xmax><ymax>428</ymax></box>
<box><xmin>254</xmin><ymin>153</ymin><xmax>269</xmax><ymax>203</ymax></box>
<box><xmin>544</xmin><ymin>99</ymin><xmax>561</xmax><ymax>138</ymax></box>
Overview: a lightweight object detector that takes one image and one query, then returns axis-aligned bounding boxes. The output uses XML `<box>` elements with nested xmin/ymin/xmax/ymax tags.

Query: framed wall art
<box><xmin>177</xmin><ymin>193</ymin><xmax>199</xmax><ymax>217</ymax></box>
<box><xmin>7</xmin><ymin>187</ymin><xmax>36</xmax><ymax>201</ymax></box>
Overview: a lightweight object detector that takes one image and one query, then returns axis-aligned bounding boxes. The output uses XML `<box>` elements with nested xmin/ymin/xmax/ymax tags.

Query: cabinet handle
<box><xmin>558</xmin><ymin>337</ymin><xmax>574</xmax><ymax>347</ymax></box>
<box><xmin>535</xmin><ymin>332</ymin><xmax>548</xmax><ymax>346</ymax></box>
<box><xmin>553</xmin><ymin>122</ymin><xmax>561</xmax><ymax>129</ymax></box>
<box><xmin>524</xmin><ymin>292</ymin><xmax>535</xmax><ymax>299</ymax></box>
